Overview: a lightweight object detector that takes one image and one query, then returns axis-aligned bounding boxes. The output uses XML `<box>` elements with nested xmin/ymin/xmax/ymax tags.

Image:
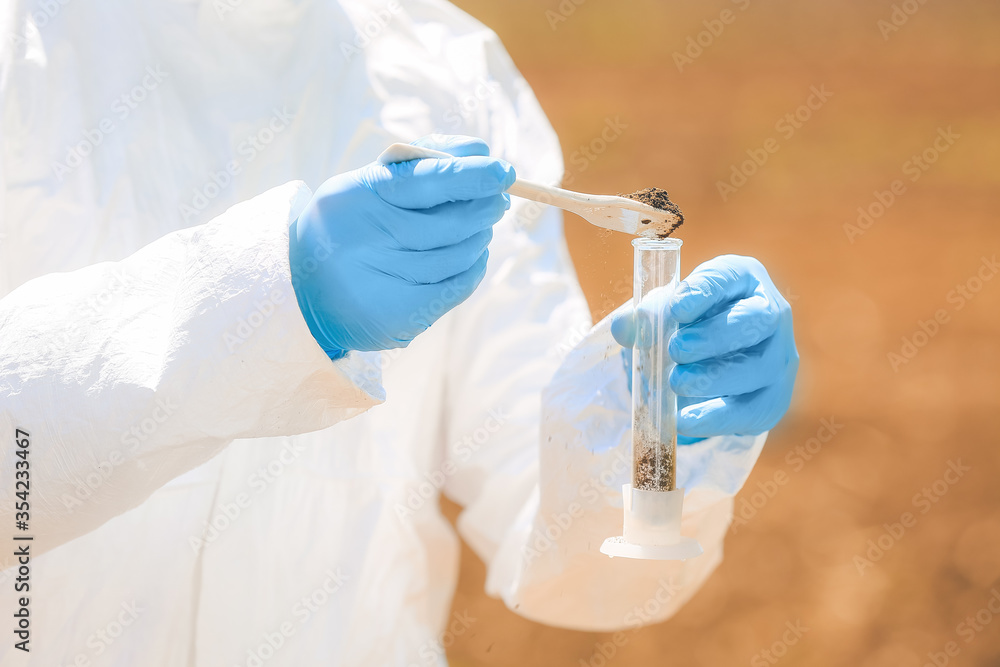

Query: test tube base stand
<box><xmin>599</xmin><ymin>485</ymin><xmax>703</xmax><ymax>561</ymax></box>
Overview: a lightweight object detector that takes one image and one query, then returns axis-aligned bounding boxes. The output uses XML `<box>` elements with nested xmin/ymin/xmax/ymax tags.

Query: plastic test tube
<box><xmin>632</xmin><ymin>237</ymin><xmax>681</xmax><ymax>493</ymax></box>
<box><xmin>600</xmin><ymin>238</ymin><xmax>702</xmax><ymax>561</ymax></box>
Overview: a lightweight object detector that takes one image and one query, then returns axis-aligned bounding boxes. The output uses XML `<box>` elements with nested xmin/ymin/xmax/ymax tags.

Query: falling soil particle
<box><xmin>621</xmin><ymin>187</ymin><xmax>685</xmax><ymax>238</ymax></box>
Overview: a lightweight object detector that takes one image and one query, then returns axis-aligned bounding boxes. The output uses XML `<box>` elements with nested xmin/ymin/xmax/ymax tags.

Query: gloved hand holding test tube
<box><xmin>601</xmin><ymin>238</ymin><xmax>704</xmax><ymax>560</ymax></box>
<box><xmin>605</xmin><ymin>249</ymin><xmax>799</xmax><ymax>559</ymax></box>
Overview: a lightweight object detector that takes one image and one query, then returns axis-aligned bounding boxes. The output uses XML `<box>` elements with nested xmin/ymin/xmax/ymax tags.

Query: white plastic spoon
<box><xmin>377</xmin><ymin>143</ymin><xmax>683</xmax><ymax>238</ymax></box>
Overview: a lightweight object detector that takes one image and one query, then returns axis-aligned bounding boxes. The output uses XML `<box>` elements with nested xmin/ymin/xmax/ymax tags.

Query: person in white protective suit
<box><xmin>0</xmin><ymin>1</ymin><xmax>798</xmax><ymax>665</ymax></box>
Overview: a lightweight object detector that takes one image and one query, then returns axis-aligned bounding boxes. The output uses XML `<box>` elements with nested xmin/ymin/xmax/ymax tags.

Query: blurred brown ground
<box><xmin>440</xmin><ymin>1</ymin><xmax>1000</xmax><ymax>665</ymax></box>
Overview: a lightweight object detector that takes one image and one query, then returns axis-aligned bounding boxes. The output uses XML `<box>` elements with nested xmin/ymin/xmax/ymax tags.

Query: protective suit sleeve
<box><xmin>0</xmin><ymin>182</ymin><xmax>384</xmax><ymax>566</ymax></box>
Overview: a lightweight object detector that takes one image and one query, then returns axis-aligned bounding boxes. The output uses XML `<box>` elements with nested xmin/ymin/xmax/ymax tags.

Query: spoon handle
<box><xmin>376</xmin><ymin>142</ymin><xmax>605</xmax><ymax>215</ymax></box>
<box><xmin>507</xmin><ymin>179</ymin><xmax>590</xmax><ymax>212</ymax></box>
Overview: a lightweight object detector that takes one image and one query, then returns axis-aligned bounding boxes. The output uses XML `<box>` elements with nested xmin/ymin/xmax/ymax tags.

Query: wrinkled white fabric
<box><xmin>0</xmin><ymin>0</ymin><xmax>766</xmax><ymax>665</ymax></box>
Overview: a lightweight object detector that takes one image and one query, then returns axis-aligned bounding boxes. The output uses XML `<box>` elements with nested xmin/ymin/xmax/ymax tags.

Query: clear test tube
<box><xmin>600</xmin><ymin>237</ymin><xmax>701</xmax><ymax>560</ymax></box>
<box><xmin>631</xmin><ymin>237</ymin><xmax>682</xmax><ymax>492</ymax></box>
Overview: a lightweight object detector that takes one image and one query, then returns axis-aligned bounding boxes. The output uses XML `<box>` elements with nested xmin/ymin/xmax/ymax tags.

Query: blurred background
<box><xmin>440</xmin><ymin>1</ymin><xmax>1000</xmax><ymax>665</ymax></box>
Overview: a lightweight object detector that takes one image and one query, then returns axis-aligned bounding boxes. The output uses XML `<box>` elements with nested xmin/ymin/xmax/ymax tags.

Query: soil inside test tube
<box><xmin>621</xmin><ymin>187</ymin><xmax>685</xmax><ymax>238</ymax></box>
<box><xmin>632</xmin><ymin>409</ymin><xmax>676</xmax><ymax>492</ymax></box>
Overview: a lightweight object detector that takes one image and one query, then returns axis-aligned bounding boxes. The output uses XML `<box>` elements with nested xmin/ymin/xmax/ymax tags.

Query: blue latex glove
<box><xmin>289</xmin><ymin>136</ymin><xmax>515</xmax><ymax>358</ymax></box>
<box><xmin>611</xmin><ymin>255</ymin><xmax>798</xmax><ymax>439</ymax></box>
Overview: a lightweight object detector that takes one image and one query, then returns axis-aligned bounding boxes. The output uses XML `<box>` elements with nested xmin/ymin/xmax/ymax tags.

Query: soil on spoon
<box><xmin>621</xmin><ymin>187</ymin><xmax>685</xmax><ymax>238</ymax></box>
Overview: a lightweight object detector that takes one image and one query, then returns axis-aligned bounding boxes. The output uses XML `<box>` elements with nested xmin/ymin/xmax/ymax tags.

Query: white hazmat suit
<box><xmin>0</xmin><ymin>0</ymin><xmax>766</xmax><ymax>664</ymax></box>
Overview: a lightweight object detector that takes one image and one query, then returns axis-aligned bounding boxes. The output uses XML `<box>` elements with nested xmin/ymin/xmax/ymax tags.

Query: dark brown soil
<box><xmin>632</xmin><ymin>428</ymin><xmax>676</xmax><ymax>491</ymax></box>
<box><xmin>622</xmin><ymin>187</ymin><xmax>685</xmax><ymax>238</ymax></box>
<box><xmin>623</xmin><ymin>187</ymin><xmax>681</xmax><ymax>214</ymax></box>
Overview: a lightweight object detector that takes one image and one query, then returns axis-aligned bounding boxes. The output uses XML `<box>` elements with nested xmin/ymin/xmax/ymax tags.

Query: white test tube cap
<box><xmin>600</xmin><ymin>485</ymin><xmax>703</xmax><ymax>560</ymax></box>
